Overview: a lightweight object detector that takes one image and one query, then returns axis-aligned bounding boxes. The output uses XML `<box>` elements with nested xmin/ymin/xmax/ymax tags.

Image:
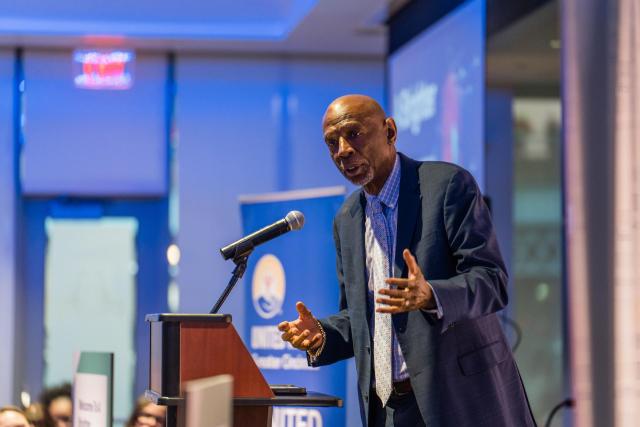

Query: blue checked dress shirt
<box><xmin>364</xmin><ymin>154</ymin><xmax>409</xmax><ymax>386</ymax></box>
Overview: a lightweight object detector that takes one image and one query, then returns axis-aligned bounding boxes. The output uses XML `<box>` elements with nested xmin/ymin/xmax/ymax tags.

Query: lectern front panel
<box><xmin>179</xmin><ymin>322</ymin><xmax>273</xmax><ymax>398</ymax></box>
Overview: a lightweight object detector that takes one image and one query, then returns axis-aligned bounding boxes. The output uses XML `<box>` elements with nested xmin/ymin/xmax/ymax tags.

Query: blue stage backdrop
<box><xmin>240</xmin><ymin>187</ymin><xmax>346</xmax><ymax>427</ymax></box>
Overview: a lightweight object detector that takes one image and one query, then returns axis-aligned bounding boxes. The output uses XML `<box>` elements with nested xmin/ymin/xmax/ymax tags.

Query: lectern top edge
<box><xmin>145</xmin><ymin>313</ymin><xmax>232</xmax><ymax>323</ymax></box>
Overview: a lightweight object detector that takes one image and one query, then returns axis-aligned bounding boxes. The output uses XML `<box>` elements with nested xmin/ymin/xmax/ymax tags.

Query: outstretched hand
<box><xmin>376</xmin><ymin>249</ymin><xmax>436</xmax><ymax>313</ymax></box>
<box><xmin>277</xmin><ymin>301</ymin><xmax>324</xmax><ymax>351</ymax></box>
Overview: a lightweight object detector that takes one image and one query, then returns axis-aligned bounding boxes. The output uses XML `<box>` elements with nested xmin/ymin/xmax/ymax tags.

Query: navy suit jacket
<box><xmin>311</xmin><ymin>153</ymin><xmax>536</xmax><ymax>426</ymax></box>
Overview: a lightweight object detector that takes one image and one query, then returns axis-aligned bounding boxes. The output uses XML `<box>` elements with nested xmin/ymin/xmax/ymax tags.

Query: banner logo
<box><xmin>252</xmin><ymin>254</ymin><xmax>286</xmax><ymax>319</ymax></box>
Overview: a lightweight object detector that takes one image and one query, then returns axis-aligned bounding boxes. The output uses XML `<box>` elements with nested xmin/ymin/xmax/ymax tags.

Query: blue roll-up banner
<box><xmin>241</xmin><ymin>186</ymin><xmax>346</xmax><ymax>427</ymax></box>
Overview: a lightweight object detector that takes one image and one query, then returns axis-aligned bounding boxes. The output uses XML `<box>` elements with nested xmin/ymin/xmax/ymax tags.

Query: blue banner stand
<box><xmin>240</xmin><ymin>186</ymin><xmax>347</xmax><ymax>427</ymax></box>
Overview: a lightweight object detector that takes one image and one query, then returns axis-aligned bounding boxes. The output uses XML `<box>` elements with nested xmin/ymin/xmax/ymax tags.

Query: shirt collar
<box><xmin>364</xmin><ymin>154</ymin><xmax>400</xmax><ymax>209</ymax></box>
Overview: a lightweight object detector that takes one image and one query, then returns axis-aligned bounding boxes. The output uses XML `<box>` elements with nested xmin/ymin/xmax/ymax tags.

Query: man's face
<box><xmin>322</xmin><ymin>97</ymin><xmax>396</xmax><ymax>190</ymax></box>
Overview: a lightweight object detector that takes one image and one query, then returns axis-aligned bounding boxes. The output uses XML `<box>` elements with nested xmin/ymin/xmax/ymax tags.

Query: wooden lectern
<box><xmin>145</xmin><ymin>313</ymin><xmax>342</xmax><ymax>427</ymax></box>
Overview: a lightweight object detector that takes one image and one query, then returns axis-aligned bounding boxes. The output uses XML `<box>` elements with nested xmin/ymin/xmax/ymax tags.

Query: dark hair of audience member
<box><xmin>39</xmin><ymin>383</ymin><xmax>71</xmax><ymax>427</ymax></box>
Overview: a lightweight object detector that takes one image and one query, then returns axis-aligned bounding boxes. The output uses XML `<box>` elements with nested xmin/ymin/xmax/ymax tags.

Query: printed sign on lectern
<box><xmin>73</xmin><ymin>351</ymin><xmax>114</xmax><ymax>427</ymax></box>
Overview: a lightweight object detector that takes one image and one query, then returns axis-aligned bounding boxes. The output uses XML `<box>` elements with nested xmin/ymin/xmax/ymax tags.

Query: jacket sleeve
<box><xmin>309</xmin><ymin>219</ymin><xmax>355</xmax><ymax>366</ymax></box>
<box><xmin>428</xmin><ymin>168</ymin><xmax>509</xmax><ymax>333</ymax></box>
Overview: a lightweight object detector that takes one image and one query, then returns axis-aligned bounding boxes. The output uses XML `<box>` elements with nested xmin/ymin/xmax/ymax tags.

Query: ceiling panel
<box><xmin>0</xmin><ymin>0</ymin><xmax>317</xmax><ymax>40</ymax></box>
<box><xmin>0</xmin><ymin>0</ymin><xmax>388</xmax><ymax>56</ymax></box>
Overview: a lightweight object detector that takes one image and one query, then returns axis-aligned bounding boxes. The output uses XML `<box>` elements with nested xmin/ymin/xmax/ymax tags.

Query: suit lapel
<box><xmin>346</xmin><ymin>191</ymin><xmax>370</xmax><ymax>327</ymax></box>
<box><xmin>394</xmin><ymin>153</ymin><xmax>421</xmax><ymax>279</ymax></box>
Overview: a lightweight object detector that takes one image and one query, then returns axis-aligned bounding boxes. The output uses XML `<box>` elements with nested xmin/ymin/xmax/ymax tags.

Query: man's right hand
<box><xmin>277</xmin><ymin>301</ymin><xmax>324</xmax><ymax>352</ymax></box>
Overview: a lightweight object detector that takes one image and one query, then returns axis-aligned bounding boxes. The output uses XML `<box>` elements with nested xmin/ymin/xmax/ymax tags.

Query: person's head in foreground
<box><xmin>39</xmin><ymin>383</ymin><xmax>71</xmax><ymax>427</ymax></box>
<box><xmin>0</xmin><ymin>406</ymin><xmax>32</xmax><ymax>427</ymax></box>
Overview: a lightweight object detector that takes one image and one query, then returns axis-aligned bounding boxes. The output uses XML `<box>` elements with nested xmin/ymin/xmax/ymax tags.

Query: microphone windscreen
<box><xmin>285</xmin><ymin>211</ymin><xmax>305</xmax><ymax>231</ymax></box>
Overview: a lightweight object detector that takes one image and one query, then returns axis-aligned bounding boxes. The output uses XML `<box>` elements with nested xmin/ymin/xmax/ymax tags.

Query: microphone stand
<box><xmin>210</xmin><ymin>241</ymin><xmax>254</xmax><ymax>314</ymax></box>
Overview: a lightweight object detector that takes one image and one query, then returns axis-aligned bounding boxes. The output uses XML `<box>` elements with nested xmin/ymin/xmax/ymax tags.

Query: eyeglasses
<box><xmin>136</xmin><ymin>412</ymin><xmax>166</xmax><ymax>426</ymax></box>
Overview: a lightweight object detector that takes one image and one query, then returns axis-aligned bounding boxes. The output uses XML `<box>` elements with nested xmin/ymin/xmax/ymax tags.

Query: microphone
<box><xmin>220</xmin><ymin>211</ymin><xmax>305</xmax><ymax>261</ymax></box>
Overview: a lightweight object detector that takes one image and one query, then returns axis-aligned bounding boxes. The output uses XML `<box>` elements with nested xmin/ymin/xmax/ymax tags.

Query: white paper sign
<box><xmin>73</xmin><ymin>373</ymin><xmax>108</xmax><ymax>427</ymax></box>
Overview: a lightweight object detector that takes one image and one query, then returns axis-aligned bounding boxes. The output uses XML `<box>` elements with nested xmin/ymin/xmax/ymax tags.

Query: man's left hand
<box><xmin>376</xmin><ymin>249</ymin><xmax>436</xmax><ymax>313</ymax></box>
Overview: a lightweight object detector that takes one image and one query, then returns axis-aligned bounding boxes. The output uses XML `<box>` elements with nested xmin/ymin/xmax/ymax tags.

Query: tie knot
<box><xmin>370</xmin><ymin>197</ymin><xmax>384</xmax><ymax>214</ymax></box>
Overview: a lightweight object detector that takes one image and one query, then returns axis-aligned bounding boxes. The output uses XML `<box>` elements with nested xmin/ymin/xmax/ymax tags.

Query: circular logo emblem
<box><xmin>252</xmin><ymin>254</ymin><xmax>286</xmax><ymax>319</ymax></box>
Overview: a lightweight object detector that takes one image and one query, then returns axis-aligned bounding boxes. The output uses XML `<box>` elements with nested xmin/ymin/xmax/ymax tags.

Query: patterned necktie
<box><xmin>370</xmin><ymin>197</ymin><xmax>393</xmax><ymax>406</ymax></box>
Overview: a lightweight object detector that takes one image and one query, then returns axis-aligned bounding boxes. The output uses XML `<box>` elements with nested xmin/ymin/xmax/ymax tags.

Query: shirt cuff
<box><xmin>421</xmin><ymin>282</ymin><xmax>444</xmax><ymax>319</ymax></box>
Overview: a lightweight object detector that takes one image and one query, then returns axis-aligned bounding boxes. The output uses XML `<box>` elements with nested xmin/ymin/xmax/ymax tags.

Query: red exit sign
<box><xmin>73</xmin><ymin>49</ymin><xmax>135</xmax><ymax>90</ymax></box>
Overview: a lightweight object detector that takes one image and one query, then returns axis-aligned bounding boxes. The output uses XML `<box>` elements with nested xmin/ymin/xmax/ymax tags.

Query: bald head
<box><xmin>322</xmin><ymin>95</ymin><xmax>387</xmax><ymax>129</ymax></box>
<box><xmin>321</xmin><ymin>94</ymin><xmax>398</xmax><ymax>195</ymax></box>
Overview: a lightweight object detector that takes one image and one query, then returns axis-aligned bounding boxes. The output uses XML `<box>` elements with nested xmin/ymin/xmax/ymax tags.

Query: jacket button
<box><xmin>447</xmin><ymin>322</ymin><xmax>456</xmax><ymax>330</ymax></box>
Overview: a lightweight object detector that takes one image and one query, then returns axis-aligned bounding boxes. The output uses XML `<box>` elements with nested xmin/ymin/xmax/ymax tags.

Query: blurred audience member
<box><xmin>125</xmin><ymin>397</ymin><xmax>166</xmax><ymax>427</ymax></box>
<box><xmin>0</xmin><ymin>406</ymin><xmax>32</xmax><ymax>427</ymax></box>
<box><xmin>39</xmin><ymin>384</ymin><xmax>71</xmax><ymax>427</ymax></box>
<box><xmin>23</xmin><ymin>404</ymin><xmax>43</xmax><ymax>427</ymax></box>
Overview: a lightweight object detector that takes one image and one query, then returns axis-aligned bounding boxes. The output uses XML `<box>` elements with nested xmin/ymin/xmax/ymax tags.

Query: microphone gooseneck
<box><xmin>211</xmin><ymin>210</ymin><xmax>304</xmax><ymax>314</ymax></box>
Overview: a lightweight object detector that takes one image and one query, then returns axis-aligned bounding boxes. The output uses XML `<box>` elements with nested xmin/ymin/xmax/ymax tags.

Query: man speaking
<box><xmin>278</xmin><ymin>95</ymin><xmax>535</xmax><ymax>426</ymax></box>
